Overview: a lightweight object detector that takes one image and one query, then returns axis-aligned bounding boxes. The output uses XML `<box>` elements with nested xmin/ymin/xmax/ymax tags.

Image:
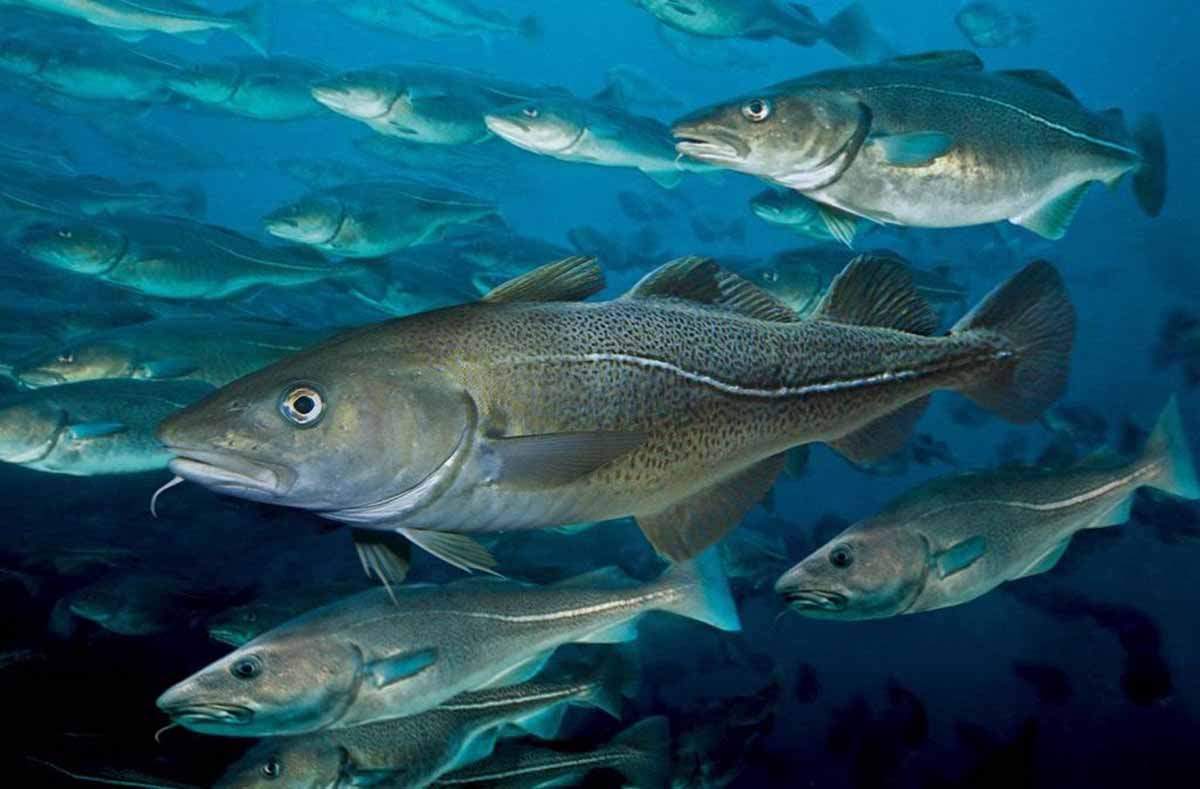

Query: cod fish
<box><xmin>207</xmin><ymin>580</ymin><xmax>370</xmax><ymax>647</ymax></box>
<box><xmin>168</xmin><ymin>57</ymin><xmax>329</xmax><ymax>121</ymax></box>
<box><xmin>0</xmin><ymin>33</ymin><xmax>179</xmax><ymax>104</ymax></box>
<box><xmin>674</xmin><ymin>50</ymin><xmax>1167</xmax><ymax>239</ymax></box>
<box><xmin>316</xmin><ymin>0</ymin><xmax>541</xmax><ymax>42</ymax></box>
<box><xmin>750</xmin><ymin>188</ymin><xmax>867</xmax><ymax>247</ymax></box>
<box><xmin>776</xmin><ymin>398</ymin><xmax>1199</xmax><ymax>620</ymax></box>
<box><xmin>14</xmin><ymin>0</ymin><xmax>268</xmax><ymax>54</ymax></box>
<box><xmin>14</xmin><ymin>318</ymin><xmax>328</xmax><ymax>389</ymax></box>
<box><xmin>485</xmin><ymin>94</ymin><xmax>712</xmax><ymax>188</ymax></box>
<box><xmin>631</xmin><ymin>1</ymin><xmax>891</xmax><ymax>62</ymax></box>
<box><xmin>157</xmin><ymin>556</ymin><xmax>737</xmax><ymax>735</ymax></box>
<box><xmin>159</xmin><ymin>253</ymin><xmax>1073</xmax><ymax>579</ymax></box>
<box><xmin>0</xmin><ymin>379</ymin><xmax>212</xmax><ymax>476</ymax></box>
<box><xmin>264</xmin><ymin>180</ymin><xmax>499</xmax><ymax>259</ymax></box>
<box><xmin>16</xmin><ymin>215</ymin><xmax>386</xmax><ymax>300</ymax></box>
<box><xmin>215</xmin><ymin>654</ymin><xmax>630</xmax><ymax>788</ymax></box>
<box><xmin>0</xmin><ymin>173</ymin><xmax>204</xmax><ymax>220</ymax></box>
<box><xmin>311</xmin><ymin>65</ymin><xmax>545</xmax><ymax>145</ymax></box>
<box><xmin>435</xmin><ymin>716</ymin><xmax>671</xmax><ymax>789</ymax></box>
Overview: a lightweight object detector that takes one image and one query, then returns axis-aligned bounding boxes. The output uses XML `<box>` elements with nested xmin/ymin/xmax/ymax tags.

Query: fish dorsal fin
<box><xmin>812</xmin><ymin>254</ymin><xmax>938</xmax><ymax>334</ymax></box>
<box><xmin>934</xmin><ymin>536</ymin><xmax>987</xmax><ymax>579</ymax></box>
<box><xmin>482</xmin><ymin>256</ymin><xmax>603</xmax><ymax>303</ymax></box>
<box><xmin>1100</xmin><ymin>107</ymin><xmax>1126</xmax><ymax>126</ymax></box>
<box><xmin>886</xmin><ymin>50</ymin><xmax>983</xmax><ymax>71</ymax></box>
<box><xmin>997</xmin><ymin>69</ymin><xmax>1078</xmax><ymax>102</ymax></box>
<box><xmin>624</xmin><ymin>257</ymin><xmax>799</xmax><ymax>322</ymax></box>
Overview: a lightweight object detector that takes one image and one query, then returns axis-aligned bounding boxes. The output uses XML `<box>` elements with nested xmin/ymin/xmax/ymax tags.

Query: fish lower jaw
<box><xmin>673</xmin><ymin>139</ymin><xmax>743</xmax><ymax>164</ymax></box>
<box><xmin>780</xmin><ymin>589</ymin><xmax>848</xmax><ymax>612</ymax></box>
<box><xmin>161</xmin><ymin>703</ymin><xmax>254</xmax><ymax>727</ymax></box>
<box><xmin>166</xmin><ymin>452</ymin><xmax>288</xmax><ymax>498</ymax></box>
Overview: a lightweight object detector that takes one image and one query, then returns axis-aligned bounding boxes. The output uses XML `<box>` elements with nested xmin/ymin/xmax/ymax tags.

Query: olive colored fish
<box><xmin>156</xmin><ymin>556</ymin><xmax>737</xmax><ymax>735</ymax></box>
<box><xmin>207</xmin><ymin>580</ymin><xmax>370</xmax><ymax>647</ymax></box>
<box><xmin>435</xmin><ymin>716</ymin><xmax>671</xmax><ymax>789</ymax></box>
<box><xmin>0</xmin><ymin>379</ymin><xmax>212</xmax><ymax>476</ymax></box>
<box><xmin>776</xmin><ymin>398</ymin><xmax>1199</xmax><ymax>620</ymax></box>
<box><xmin>673</xmin><ymin>50</ymin><xmax>1167</xmax><ymax>239</ymax></box>
<box><xmin>16</xmin><ymin>215</ymin><xmax>386</xmax><ymax>300</ymax></box>
<box><xmin>263</xmin><ymin>180</ymin><xmax>499</xmax><ymax>258</ymax></box>
<box><xmin>14</xmin><ymin>0</ymin><xmax>268</xmax><ymax>54</ymax></box>
<box><xmin>0</xmin><ymin>172</ymin><xmax>204</xmax><ymax>219</ymax></box>
<box><xmin>168</xmin><ymin>57</ymin><xmax>329</xmax><ymax>121</ymax></box>
<box><xmin>313</xmin><ymin>0</ymin><xmax>541</xmax><ymax>42</ymax></box>
<box><xmin>215</xmin><ymin>654</ymin><xmax>630</xmax><ymax>788</ymax></box>
<box><xmin>0</xmin><ymin>33</ymin><xmax>180</xmax><ymax>103</ymax></box>
<box><xmin>159</xmin><ymin>253</ymin><xmax>1073</xmax><ymax>579</ymax></box>
<box><xmin>14</xmin><ymin>318</ymin><xmax>328</xmax><ymax>389</ymax></box>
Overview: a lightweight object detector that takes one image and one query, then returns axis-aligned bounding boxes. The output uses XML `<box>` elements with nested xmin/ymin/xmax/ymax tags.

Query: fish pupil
<box><xmin>293</xmin><ymin>395</ymin><xmax>316</xmax><ymax>415</ymax></box>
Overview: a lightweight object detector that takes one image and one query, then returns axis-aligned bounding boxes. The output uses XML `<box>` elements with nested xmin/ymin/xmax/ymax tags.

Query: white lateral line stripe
<box><xmin>440</xmin><ymin>686</ymin><xmax>589</xmax><ymax>711</ymax></box>
<box><xmin>979</xmin><ymin>463</ymin><xmax>1162</xmax><ymax>512</ymax></box>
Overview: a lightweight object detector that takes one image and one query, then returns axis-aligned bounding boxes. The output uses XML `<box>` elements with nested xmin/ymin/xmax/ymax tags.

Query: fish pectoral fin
<box><xmin>828</xmin><ymin>396</ymin><xmax>930</xmax><ymax>466</ymax></box>
<box><xmin>482</xmin><ymin>256</ymin><xmax>604</xmax><ymax>303</ymax></box>
<box><xmin>364</xmin><ymin>647</ymin><xmax>438</xmax><ymax>689</ymax></box>
<box><xmin>635</xmin><ymin>453</ymin><xmax>786</xmax><ymax>562</ymax></box>
<box><xmin>140</xmin><ymin>357</ymin><xmax>199</xmax><ymax>379</ymax></box>
<box><xmin>934</xmin><ymin>535</ymin><xmax>987</xmax><ymax>579</ymax></box>
<box><xmin>818</xmin><ymin>203</ymin><xmax>861</xmax><ymax>248</ymax></box>
<box><xmin>482</xmin><ymin>431</ymin><xmax>646</xmax><ymax>487</ymax></box>
<box><xmin>812</xmin><ymin>254</ymin><xmax>938</xmax><ymax>334</ymax></box>
<box><xmin>869</xmin><ymin>131</ymin><xmax>954</xmax><ymax>167</ymax></box>
<box><xmin>481</xmin><ymin>650</ymin><xmax>555</xmax><ymax>688</ymax></box>
<box><xmin>1010</xmin><ymin>182</ymin><xmax>1092</xmax><ymax>240</ymax></box>
<box><xmin>352</xmin><ymin>529</ymin><xmax>412</xmax><ymax>590</ymax></box>
<box><xmin>623</xmin><ymin>256</ymin><xmax>799</xmax><ymax>321</ymax></box>
<box><xmin>1015</xmin><ymin>537</ymin><xmax>1073</xmax><ymax>579</ymax></box>
<box><xmin>399</xmin><ymin>528</ymin><xmax>500</xmax><ymax>575</ymax></box>
<box><xmin>66</xmin><ymin>421</ymin><xmax>128</xmax><ymax>440</ymax></box>
<box><xmin>996</xmin><ymin>69</ymin><xmax>1079</xmax><ymax>102</ymax></box>
<box><xmin>885</xmin><ymin>50</ymin><xmax>983</xmax><ymax>71</ymax></box>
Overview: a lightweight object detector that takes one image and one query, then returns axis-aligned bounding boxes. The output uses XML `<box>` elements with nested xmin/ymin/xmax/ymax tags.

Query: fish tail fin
<box><xmin>1141</xmin><ymin>396</ymin><xmax>1200</xmax><ymax>500</ymax></box>
<box><xmin>177</xmin><ymin>183</ymin><xmax>207</xmax><ymax>218</ymax></box>
<box><xmin>658</xmin><ymin>549</ymin><xmax>741</xmax><ymax>632</ymax></box>
<box><xmin>1132</xmin><ymin>113</ymin><xmax>1167</xmax><ymax>217</ymax></box>
<box><xmin>611</xmin><ymin>717</ymin><xmax>672</xmax><ymax>789</ymax></box>
<box><xmin>518</xmin><ymin>14</ymin><xmax>542</xmax><ymax>41</ymax></box>
<box><xmin>951</xmin><ymin>260</ymin><xmax>1075</xmax><ymax>423</ymax></box>
<box><xmin>822</xmin><ymin>2</ymin><xmax>894</xmax><ymax>63</ymax></box>
<box><xmin>585</xmin><ymin>646</ymin><xmax>640</xmax><ymax>719</ymax></box>
<box><xmin>233</xmin><ymin>3</ymin><xmax>270</xmax><ymax>56</ymax></box>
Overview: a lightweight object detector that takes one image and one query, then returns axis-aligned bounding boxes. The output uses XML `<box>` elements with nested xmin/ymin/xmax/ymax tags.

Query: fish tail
<box><xmin>232</xmin><ymin>2</ymin><xmax>270</xmax><ymax>56</ymax></box>
<box><xmin>822</xmin><ymin>2</ymin><xmax>895</xmax><ymax>63</ymax></box>
<box><xmin>176</xmin><ymin>183</ymin><xmax>207</xmax><ymax>219</ymax></box>
<box><xmin>658</xmin><ymin>549</ymin><xmax>741</xmax><ymax>632</ymax></box>
<box><xmin>610</xmin><ymin>717</ymin><xmax>672</xmax><ymax>789</ymax></box>
<box><xmin>518</xmin><ymin>14</ymin><xmax>542</xmax><ymax>41</ymax></box>
<box><xmin>950</xmin><ymin>260</ymin><xmax>1075</xmax><ymax>423</ymax></box>
<box><xmin>1132</xmin><ymin>113</ymin><xmax>1166</xmax><ymax>217</ymax></box>
<box><xmin>1141</xmin><ymin>396</ymin><xmax>1200</xmax><ymax>500</ymax></box>
<box><xmin>585</xmin><ymin>646</ymin><xmax>640</xmax><ymax>719</ymax></box>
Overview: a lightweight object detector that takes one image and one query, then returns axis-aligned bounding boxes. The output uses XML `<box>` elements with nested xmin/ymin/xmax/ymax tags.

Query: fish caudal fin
<box><xmin>1141</xmin><ymin>396</ymin><xmax>1200</xmax><ymax>500</ymax></box>
<box><xmin>951</xmin><ymin>260</ymin><xmax>1075</xmax><ymax>423</ymax></box>
<box><xmin>585</xmin><ymin>647</ymin><xmax>639</xmax><ymax>718</ymax></box>
<box><xmin>658</xmin><ymin>549</ymin><xmax>741</xmax><ymax>632</ymax></box>
<box><xmin>233</xmin><ymin>3</ymin><xmax>270</xmax><ymax>56</ymax></box>
<box><xmin>1133</xmin><ymin>113</ymin><xmax>1167</xmax><ymax>217</ymax></box>
<box><xmin>822</xmin><ymin>3</ymin><xmax>895</xmax><ymax>63</ymax></box>
<box><xmin>611</xmin><ymin>717</ymin><xmax>672</xmax><ymax>789</ymax></box>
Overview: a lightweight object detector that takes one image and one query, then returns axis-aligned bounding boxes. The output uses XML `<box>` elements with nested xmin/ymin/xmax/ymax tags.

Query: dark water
<box><xmin>1</xmin><ymin>1</ymin><xmax>1197</xmax><ymax>787</ymax></box>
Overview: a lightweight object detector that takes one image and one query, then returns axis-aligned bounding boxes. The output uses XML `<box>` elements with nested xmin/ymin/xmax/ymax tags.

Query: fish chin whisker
<box><xmin>150</xmin><ymin>475</ymin><xmax>185</xmax><ymax>519</ymax></box>
<box><xmin>153</xmin><ymin>721</ymin><xmax>180</xmax><ymax>745</ymax></box>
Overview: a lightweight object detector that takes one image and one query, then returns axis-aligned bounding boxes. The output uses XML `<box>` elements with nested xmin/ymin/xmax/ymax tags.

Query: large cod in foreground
<box><xmin>158</xmin><ymin>254</ymin><xmax>1075</xmax><ymax>579</ymax></box>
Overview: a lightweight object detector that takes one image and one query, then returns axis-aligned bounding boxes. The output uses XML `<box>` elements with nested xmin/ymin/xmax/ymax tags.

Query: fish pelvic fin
<box><xmin>656</xmin><ymin>549</ymin><xmax>741</xmax><ymax>632</ymax></box>
<box><xmin>812</xmin><ymin>254</ymin><xmax>938</xmax><ymax>334</ymax></box>
<box><xmin>1141</xmin><ymin>396</ymin><xmax>1200</xmax><ymax>500</ymax></box>
<box><xmin>611</xmin><ymin>716</ymin><xmax>673</xmax><ymax>789</ymax></box>
<box><xmin>950</xmin><ymin>260</ymin><xmax>1075</xmax><ymax>423</ymax></box>
<box><xmin>1132</xmin><ymin>113</ymin><xmax>1167</xmax><ymax>217</ymax></box>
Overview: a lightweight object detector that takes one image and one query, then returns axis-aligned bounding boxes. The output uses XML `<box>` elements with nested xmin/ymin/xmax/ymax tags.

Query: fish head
<box><xmin>0</xmin><ymin>398</ymin><xmax>66</xmax><ymax>466</ymax></box>
<box><xmin>157</xmin><ymin>627</ymin><xmax>365</xmax><ymax>736</ymax></box>
<box><xmin>157</xmin><ymin>341</ymin><xmax>474</xmax><ymax>516</ymax></box>
<box><xmin>215</xmin><ymin>737</ymin><xmax>342</xmax><ymax>789</ymax></box>
<box><xmin>208</xmin><ymin>605</ymin><xmax>269</xmax><ymax>648</ymax></box>
<box><xmin>750</xmin><ymin>189</ymin><xmax>819</xmax><ymax>225</ymax></box>
<box><xmin>673</xmin><ymin>88</ymin><xmax>869</xmax><ymax>189</ymax></box>
<box><xmin>263</xmin><ymin>195</ymin><xmax>344</xmax><ymax>246</ymax></box>
<box><xmin>65</xmin><ymin>579</ymin><xmax>125</xmax><ymax>625</ymax></box>
<box><xmin>18</xmin><ymin>219</ymin><xmax>127</xmax><ymax>275</ymax></box>
<box><xmin>484</xmin><ymin>100</ymin><xmax>585</xmax><ymax>154</ymax></box>
<box><xmin>775</xmin><ymin>521</ymin><xmax>930</xmax><ymax>620</ymax></box>
<box><xmin>311</xmin><ymin>71</ymin><xmax>397</xmax><ymax>120</ymax></box>
<box><xmin>169</xmin><ymin>62</ymin><xmax>241</xmax><ymax>104</ymax></box>
<box><xmin>15</xmin><ymin>341</ymin><xmax>135</xmax><ymax>388</ymax></box>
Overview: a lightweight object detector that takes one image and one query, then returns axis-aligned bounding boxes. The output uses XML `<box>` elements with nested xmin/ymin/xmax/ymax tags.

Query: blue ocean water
<box><xmin>0</xmin><ymin>1</ymin><xmax>1197</xmax><ymax>787</ymax></box>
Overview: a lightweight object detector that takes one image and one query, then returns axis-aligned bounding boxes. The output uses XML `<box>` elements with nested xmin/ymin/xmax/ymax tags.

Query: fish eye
<box><xmin>522</xmin><ymin>106</ymin><xmax>539</xmax><ymax>119</ymax></box>
<box><xmin>742</xmin><ymin>98</ymin><xmax>771</xmax><ymax>123</ymax></box>
<box><xmin>230</xmin><ymin>655</ymin><xmax>263</xmax><ymax>680</ymax></box>
<box><xmin>57</xmin><ymin>353</ymin><xmax>75</xmax><ymax>364</ymax></box>
<box><xmin>57</xmin><ymin>229</ymin><xmax>73</xmax><ymax>239</ymax></box>
<box><xmin>829</xmin><ymin>544</ymin><xmax>855</xmax><ymax>569</ymax></box>
<box><xmin>261</xmin><ymin>756</ymin><xmax>281</xmax><ymax>779</ymax></box>
<box><xmin>279</xmin><ymin>384</ymin><xmax>325</xmax><ymax>427</ymax></box>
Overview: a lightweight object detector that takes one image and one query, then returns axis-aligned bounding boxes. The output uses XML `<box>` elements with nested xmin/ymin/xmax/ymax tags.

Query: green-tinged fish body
<box><xmin>276</xmin><ymin>157</ymin><xmax>374</xmax><ymax>189</ymax></box>
<box><xmin>65</xmin><ymin>571</ymin><xmax>227</xmax><ymax>636</ymax></box>
<box><xmin>750</xmin><ymin>189</ymin><xmax>867</xmax><ymax>247</ymax></box>
<box><xmin>14</xmin><ymin>318</ymin><xmax>329</xmax><ymax>389</ymax></box>
<box><xmin>327</xmin><ymin>0</ymin><xmax>540</xmax><ymax>42</ymax></box>
<box><xmin>215</xmin><ymin>655</ymin><xmax>629</xmax><ymax>788</ymax></box>
<box><xmin>264</xmin><ymin>180</ymin><xmax>498</xmax><ymax>258</ymax></box>
<box><xmin>0</xmin><ymin>33</ymin><xmax>179</xmax><ymax>103</ymax></box>
<box><xmin>674</xmin><ymin>50</ymin><xmax>1167</xmax><ymax>239</ymax></box>
<box><xmin>159</xmin><ymin>255</ymin><xmax>1073</xmax><ymax>577</ymax></box>
<box><xmin>0</xmin><ymin>172</ymin><xmax>203</xmax><ymax>219</ymax></box>
<box><xmin>15</xmin><ymin>0</ymin><xmax>268</xmax><ymax>54</ymax></box>
<box><xmin>157</xmin><ymin>556</ymin><xmax>737</xmax><ymax>736</ymax></box>
<box><xmin>0</xmin><ymin>379</ymin><xmax>212</xmax><ymax>475</ymax></box>
<box><xmin>16</xmin><ymin>215</ymin><xmax>385</xmax><ymax>300</ymax></box>
<box><xmin>776</xmin><ymin>398</ymin><xmax>1200</xmax><ymax>619</ymax></box>
<box><xmin>435</xmin><ymin>716</ymin><xmax>671</xmax><ymax>789</ymax></box>
<box><xmin>168</xmin><ymin>56</ymin><xmax>328</xmax><ymax>121</ymax></box>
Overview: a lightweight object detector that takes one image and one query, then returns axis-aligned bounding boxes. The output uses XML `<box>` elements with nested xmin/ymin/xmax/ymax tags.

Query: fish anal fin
<box><xmin>399</xmin><ymin>528</ymin><xmax>499</xmax><ymax>575</ymax></box>
<box><xmin>829</xmin><ymin>396</ymin><xmax>930</xmax><ymax>466</ymax></box>
<box><xmin>812</xmin><ymin>254</ymin><xmax>938</xmax><ymax>334</ymax></box>
<box><xmin>1011</xmin><ymin>182</ymin><xmax>1092</xmax><ymax>240</ymax></box>
<box><xmin>1015</xmin><ymin>537</ymin><xmax>1072</xmax><ymax>579</ymax></box>
<box><xmin>482</xmin><ymin>256</ymin><xmax>603</xmax><ymax>303</ymax></box>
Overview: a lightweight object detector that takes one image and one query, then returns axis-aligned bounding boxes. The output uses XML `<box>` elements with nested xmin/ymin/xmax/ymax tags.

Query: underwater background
<box><xmin>1</xmin><ymin>1</ymin><xmax>1198</xmax><ymax>786</ymax></box>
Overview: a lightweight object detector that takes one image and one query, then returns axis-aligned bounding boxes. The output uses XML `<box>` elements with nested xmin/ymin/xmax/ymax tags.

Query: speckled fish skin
<box><xmin>673</xmin><ymin>52</ymin><xmax>1165</xmax><ymax>238</ymax></box>
<box><xmin>631</xmin><ymin>0</ymin><xmax>823</xmax><ymax>43</ymax></box>
<box><xmin>776</xmin><ymin>399</ymin><xmax>1199</xmax><ymax>620</ymax></box>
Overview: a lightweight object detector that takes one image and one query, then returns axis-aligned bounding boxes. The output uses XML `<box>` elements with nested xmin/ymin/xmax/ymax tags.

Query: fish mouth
<box><xmin>15</xmin><ymin>368</ymin><xmax>65</xmax><ymax>388</ymax></box>
<box><xmin>207</xmin><ymin>627</ymin><xmax>246</xmax><ymax>647</ymax></box>
<box><xmin>484</xmin><ymin>113</ymin><xmax>530</xmax><ymax>136</ymax></box>
<box><xmin>780</xmin><ymin>589</ymin><xmax>848</xmax><ymax>612</ymax></box>
<box><xmin>311</xmin><ymin>86</ymin><xmax>391</xmax><ymax>120</ymax></box>
<box><xmin>160</xmin><ymin>702</ymin><xmax>254</xmax><ymax>726</ymax></box>
<box><xmin>165</xmin><ymin>448</ymin><xmax>291</xmax><ymax>498</ymax></box>
<box><xmin>672</xmin><ymin>127</ymin><xmax>749</xmax><ymax>163</ymax></box>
